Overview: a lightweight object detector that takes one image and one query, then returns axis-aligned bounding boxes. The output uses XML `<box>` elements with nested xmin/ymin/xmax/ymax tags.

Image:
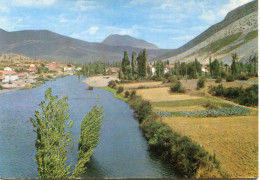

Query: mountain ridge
<box><xmin>157</xmin><ymin>0</ymin><xmax>258</xmax><ymax>64</ymax></box>
<box><xmin>102</xmin><ymin>34</ymin><xmax>159</xmax><ymax>50</ymax></box>
<box><xmin>0</xmin><ymin>29</ymin><xmax>171</xmax><ymax>63</ymax></box>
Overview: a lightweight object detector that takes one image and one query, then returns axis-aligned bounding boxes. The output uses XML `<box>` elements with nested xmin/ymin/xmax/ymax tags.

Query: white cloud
<box><xmin>171</xmin><ymin>35</ymin><xmax>196</xmax><ymax>41</ymax></box>
<box><xmin>10</xmin><ymin>0</ymin><xmax>57</xmax><ymax>7</ymax></box>
<box><xmin>0</xmin><ymin>16</ymin><xmax>24</xmax><ymax>31</ymax></box>
<box><xmin>88</xmin><ymin>26</ymin><xmax>99</xmax><ymax>35</ymax></box>
<box><xmin>70</xmin><ymin>0</ymin><xmax>102</xmax><ymax>11</ymax></box>
<box><xmin>0</xmin><ymin>6</ymin><xmax>9</xmax><ymax>13</ymax></box>
<box><xmin>199</xmin><ymin>0</ymin><xmax>253</xmax><ymax>23</ymax></box>
<box><xmin>219</xmin><ymin>0</ymin><xmax>253</xmax><ymax>17</ymax></box>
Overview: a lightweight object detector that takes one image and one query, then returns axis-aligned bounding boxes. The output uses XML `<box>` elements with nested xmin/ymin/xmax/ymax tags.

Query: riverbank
<box><xmin>0</xmin><ymin>72</ymin><xmax>72</xmax><ymax>94</ymax></box>
<box><xmin>97</xmin><ymin>78</ymin><xmax>258</xmax><ymax>178</ymax></box>
<box><xmin>83</xmin><ymin>75</ymin><xmax>119</xmax><ymax>87</ymax></box>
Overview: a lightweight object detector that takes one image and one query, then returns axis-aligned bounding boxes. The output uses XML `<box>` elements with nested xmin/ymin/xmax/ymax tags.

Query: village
<box><xmin>0</xmin><ymin>58</ymin><xmax>82</xmax><ymax>91</ymax></box>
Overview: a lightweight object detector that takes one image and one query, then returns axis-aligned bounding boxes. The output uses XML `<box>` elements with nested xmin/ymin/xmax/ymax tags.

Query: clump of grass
<box><xmin>203</xmin><ymin>100</ymin><xmax>219</xmax><ymax>109</ymax></box>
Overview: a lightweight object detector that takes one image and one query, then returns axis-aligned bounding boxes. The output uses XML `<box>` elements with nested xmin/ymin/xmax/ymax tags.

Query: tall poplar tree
<box><xmin>142</xmin><ymin>49</ymin><xmax>147</xmax><ymax>78</ymax></box>
<box><xmin>131</xmin><ymin>52</ymin><xmax>136</xmax><ymax>77</ymax></box>
<box><xmin>122</xmin><ymin>51</ymin><xmax>130</xmax><ymax>76</ymax></box>
<box><xmin>30</xmin><ymin>88</ymin><xmax>73</xmax><ymax>178</ymax></box>
<box><xmin>72</xmin><ymin>105</ymin><xmax>104</xmax><ymax>178</ymax></box>
<box><xmin>31</xmin><ymin>88</ymin><xmax>104</xmax><ymax>179</ymax></box>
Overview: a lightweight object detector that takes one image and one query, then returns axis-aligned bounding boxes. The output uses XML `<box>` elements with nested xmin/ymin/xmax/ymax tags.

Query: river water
<box><xmin>0</xmin><ymin>75</ymin><xmax>175</xmax><ymax>178</ymax></box>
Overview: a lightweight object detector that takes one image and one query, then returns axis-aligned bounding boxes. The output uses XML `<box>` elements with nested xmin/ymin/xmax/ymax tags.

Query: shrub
<box><xmin>197</xmin><ymin>78</ymin><xmax>205</xmax><ymax>90</ymax></box>
<box><xmin>237</xmin><ymin>84</ymin><xmax>258</xmax><ymax>106</ymax></box>
<box><xmin>130</xmin><ymin>90</ymin><xmax>136</xmax><ymax>99</ymax></box>
<box><xmin>137</xmin><ymin>85</ymin><xmax>146</xmax><ymax>89</ymax></box>
<box><xmin>108</xmin><ymin>80</ymin><xmax>117</xmax><ymax>88</ymax></box>
<box><xmin>168</xmin><ymin>75</ymin><xmax>178</xmax><ymax>83</ymax></box>
<box><xmin>226</xmin><ymin>74</ymin><xmax>234</xmax><ymax>82</ymax></box>
<box><xmin>47</xmin><ymin>75</ymin><xmax>53</xmax><ymax>79</ymax></box>
<box><xmin>115</xmin><ymin>80</ymin><xmax>119</xmax><ymax>84</ymax></box>
<box><xmin>209</xmin><ymin>84</ymin><xmax>258</xmax><ymax>106</ymax></box>
<box><xmin>215</xmin><ymin>77</ymin><xmax>222</xmax><ymax>83</ymax></box>
<box><xmin>170</xmin><ymin>81</ymin><xmax>186</xmax><ymax>93</ymax></box>
<box><xmin>124</xmin><ymin>91</ymin><xmax>130</xmax><ymax>98</ymax></box>
<box><xmin>0</xmin><ymin>85</ymin><xmax>2</xmax><ymax>90</ymax></box>
<box><xmin>236</xmin><ymin>75</ymin><xmax>249</xmax><ymax>80</ymax></box>
<box><xmin>86</xmin><ymin>86</ymin><xmax>93</xmax><ymax>90</ymax></box>
<box><xmin>203</xmin><ymin>100</ymin><xmax>219</xmax><ymax>109</ymax></box>
<box><xmin>117</xmin><ymin>86</ymin><xmax>124</xmax><ymax>94</ymax></box>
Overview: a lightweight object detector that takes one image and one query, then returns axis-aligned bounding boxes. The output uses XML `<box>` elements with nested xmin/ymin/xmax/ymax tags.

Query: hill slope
<box><xmin>158</xmin><ymin>0</ymin><xmax>258</xmax><ymax>64</ymax></box>
<box><xmin>0</xmin><ymin>29</ymin><xmax>170</xmax><ymax>63</ymax></box>
<box><xmin>102</xmin><ymin>34</ymin><xmax>159</xmax><ymax>49</ymax></box>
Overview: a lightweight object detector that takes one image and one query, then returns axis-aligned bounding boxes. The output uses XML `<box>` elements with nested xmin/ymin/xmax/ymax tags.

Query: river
<box><xmin>0</xmin><ymin>75</ymin><xmax>175</xmax><ymax>178</ymax></box>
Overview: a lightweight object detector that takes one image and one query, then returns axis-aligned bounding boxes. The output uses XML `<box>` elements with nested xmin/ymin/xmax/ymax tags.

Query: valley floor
<box><xmin>116</xmin><ymin>79</ymin><xmax>258</xmax><ymax>178</ymax></box>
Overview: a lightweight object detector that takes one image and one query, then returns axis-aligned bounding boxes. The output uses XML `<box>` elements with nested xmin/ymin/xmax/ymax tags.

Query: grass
<box><xmin>136</xmin><ymin>87</ymin><xmax>202</xmax><ymax>102</ymax></box>
<box><xmin>153</xmin><ymin>105</ymin><xmax>207</xmax><ymax>112</ymax></box>
<box><xmin>162</xmin><ymin>116</ymin><xmax>258</xmax><ymax>178</ymax></box>
<box><xmin>244</xmin><ymin>30</ymin><xmax>258</xmax><ymax>43</ymax></box>
<box><xmin>152</xmin><ymin>98</ymin><xmax>234</xmax><ymax>109</ymax></box>
<box><xmin>119</xmin><ymin>81</ymin><xmax>166</xmax><ymax>89</ymax></box>
<box><xmin>99</xmin><ymin>86</ymin><xmax>129</xmax><ymax>102</ymax></box>
<box><xmin>198</xmin><ymin>32</ymin><xmax>242</xmax><ymax>54</ymax></box>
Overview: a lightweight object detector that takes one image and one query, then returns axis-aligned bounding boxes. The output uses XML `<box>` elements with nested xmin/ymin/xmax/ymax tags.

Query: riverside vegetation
<box><xmin>30</xmin><ymin>88</ymin><xmax>104</xmax><ymax>178</ymax></box>
<box><xmin>80</xmin><ymin>50</ymin><xmax>258</xmax><ymax>178</ymax></box>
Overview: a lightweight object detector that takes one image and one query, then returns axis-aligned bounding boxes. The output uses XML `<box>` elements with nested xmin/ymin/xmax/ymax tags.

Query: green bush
<box><xmin>170</xmin><ymin>81</ymin><xmax>186</xmax><ymax>93</ymax></box>
<box><xmin>168</xmin><ymin>75</ymin><xmax>178</xmax><ymax>83</ymax></box>
<box><xmin>0</xmin><ymin>84</ymin><xmax>2</xmax><ymax>90</ymax></box>
<box><xmin>197</xmin><ymin>78</ymin><xmax>205</xmax><ymax>90</ymax></box>
<box><xmin>203</xmin><ymin>100</ymin><xmax>219</xmax><ymax>109</ymax></box>
<box><xmin>215</xmin><ymin>77</ymin><xmax>222</xmax><ymax>83</ymax></box>
<box><xmin>139</xmin><ymin>114</ymin><xmax>219</xmax><ymax>178</ymax></box>
<box><xmin>237</xmin><ymin>85</ymin><xmax>258</xmax><ymax>106</ymax></box>
<box><xmin>226</xmin><ymin>74</ymin><xmax>234</xmax><ymax>82</ymax></box>
<box><xmin>108</xmin><ymin>80</ymin><xmax>117</xmax><ymax>88</ymax></box>
<box><xmin>124</xmin><ymin>91</ymin><xmax>130</xmax><ymax>98</ymax></box>
<box><xmin>236</xmin><ymin>75</ymin><xmax>249</xmax><ymax>80</ymax></box>
<box><xmin>130</xmin><ymin>90</ymin><xmax>136</xmax><ymax>99</ymax></box>
<box><xmin>117</xmin><ymin>86</ymin><xmax>124</xmax><ymax>94</ymax></box>
<box><xmin>209</xmin><ymin>84</ymin><xmax>258</xmax><ymax>106</ymax></box>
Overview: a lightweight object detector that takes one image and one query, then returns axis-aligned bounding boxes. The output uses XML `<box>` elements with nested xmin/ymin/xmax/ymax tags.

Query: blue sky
<box><xmin>0</xmin><ymin>0</ymin><xmax>254</xmax><ymax>49</ymax></box>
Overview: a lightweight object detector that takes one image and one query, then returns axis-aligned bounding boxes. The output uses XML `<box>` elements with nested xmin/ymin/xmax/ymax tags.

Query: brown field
<box><xmin>136</xmin><ymin>87</ymin><xmax>202</xmax><ymax>102</ymax></box>
<box><xmin>126</xmin><ymin>79</ymin><xmax>258</xmax><ymax>178</ymax></box>
<box><xmin>162</xmin><ymin>116</ymin><xmax>258</xmax><ymax>178</ymax></box>
<box><xmin>153</xmin><ymin>105</ymin><xmax>207</xmax><ymax>112</ymax></box>
<box><xmin>119</xmin><ymin>81</ymin><xmax>166</xmax><ymax>89</ymax></box>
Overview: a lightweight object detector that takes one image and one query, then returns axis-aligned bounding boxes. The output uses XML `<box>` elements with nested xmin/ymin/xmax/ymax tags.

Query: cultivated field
<box><xmin>162</xmin><ymin>116</ymin><xmax>258</xmax><ymax>178</ymax></box>
<box><xmin>121</xmin><ymin>79</ymin><xmax>258</xmax><ymax>178</ymax></box>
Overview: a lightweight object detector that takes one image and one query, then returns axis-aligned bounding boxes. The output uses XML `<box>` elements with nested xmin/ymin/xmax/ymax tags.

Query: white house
<box><xmin>4</xmin><ymin>67</ymin><xmax>13</xmax><ymax>71</ymax></box>
<box><xmin>0</xmin><ymin>71</ymin><xmax>19</xmax><ymax>83</ymax></box>
<box><xmin>76</xmin><ymin>67</ymin><xmax>82</xmax><ymax>71</ymax></box>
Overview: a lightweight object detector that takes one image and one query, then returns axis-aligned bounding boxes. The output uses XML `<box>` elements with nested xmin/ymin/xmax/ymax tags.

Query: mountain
<box><xmin>102</xmin><ymin>34</ymin><xmax>159</xmax><ymax>49</ymax></box>
<box><xmin>158</xmin><ymin>0</ymin><xmax>258</xmax><ymax>64</ymax></box>
<box><xmin>0</xmin><ymin>29</ymin><xmax>170</xmax><ymax>63</ymax></box>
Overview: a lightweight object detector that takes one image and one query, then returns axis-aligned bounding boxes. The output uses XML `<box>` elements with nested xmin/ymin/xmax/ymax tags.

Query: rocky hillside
<box><xmin>103</xmin><ymin>34</ymin><xmax>159</xmax><ymax>49</ymax></box>
<box><xmin>0</xmin><ymin>29</ymin><xmax>170</xmax><ymax>63</ymax></box>
<box><xmin>159</xmin><ymin>0</ymin><xmax>258</xmax><ymax>64</ymax></box>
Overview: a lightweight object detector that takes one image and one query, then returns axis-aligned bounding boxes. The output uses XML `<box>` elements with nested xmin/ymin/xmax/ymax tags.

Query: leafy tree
<box><xmin>31</xmin><ymin>88</ymin><xmax>104</xmax><ymax>179</ymax></box>
<box><xmin>72</xmin><ymin>105</ymin><xmax>104</xmax><ymax>178</ymax></box>
<box><xmin>122</xmin><ymin>51</ymin><xmax>130</xmax><ymax>76</ymax></box>
<box><xmin>231</xmin><ymin>53</ymin><xmax>238</xmax><ymax>76</ymax></box>
<box><xmin>30</xmin><ymin>88</ymin><xmax>74</xmax><ymax>178</ymax></box>
<box><xmin>131</xmin><ymin>52</ymin><xmax>136</xmax><ymax>77</ymax></box>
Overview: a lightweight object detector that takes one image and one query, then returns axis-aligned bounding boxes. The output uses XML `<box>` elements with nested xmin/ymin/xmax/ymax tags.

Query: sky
<box><xmin>0</xmin><ymin>0</ymin><xmax>255</xmax><ymax>49</ymax></box>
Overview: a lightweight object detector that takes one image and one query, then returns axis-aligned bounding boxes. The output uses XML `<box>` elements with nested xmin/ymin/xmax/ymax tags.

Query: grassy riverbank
<box><xmin>99</xmin><ymin>78</ymin><xmax>258</xmax><ymax>178</ymax></box>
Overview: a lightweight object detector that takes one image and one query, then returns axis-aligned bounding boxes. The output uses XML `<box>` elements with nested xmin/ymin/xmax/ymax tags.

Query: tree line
<box><xmin>30</xmin><ymin>88</ymin><xmax>104</xmax><ymax>178</ymax></box>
